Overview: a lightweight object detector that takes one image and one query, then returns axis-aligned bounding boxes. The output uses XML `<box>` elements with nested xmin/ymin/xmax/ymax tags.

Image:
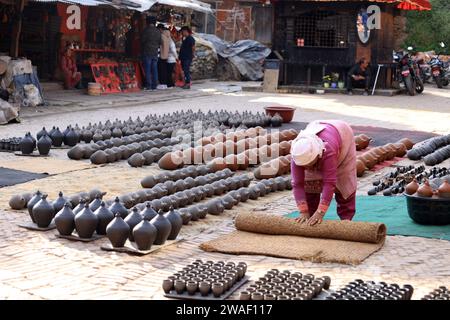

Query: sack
<box><xmin>23</xmin><ymin>84</ymin><xmax>42</xmax><ymax>107</ymax></box>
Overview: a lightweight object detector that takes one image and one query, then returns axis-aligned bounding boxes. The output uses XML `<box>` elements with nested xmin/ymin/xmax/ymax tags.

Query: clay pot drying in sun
<box><xmin>393</xmin><ymin>143</ymin><xmax>407</xmax><ymax>157</ymax></box>
<box><xmin>437</xmin><ymin>180</ymin><xmax>450</xmax><ymax>198</ymax></box>
<box><xmin>37</xmin><ymin>134</ymin><xmax>52</xmax><ymax>155</ymax></box>
<box><xmin>405</xmin><ymin>179</ymin><xmax>419</xmax><ymax>195</ymax></box>
<box><xmin>158</xmin><ymin>151</ymin><xmax>183</xmax><ymax>170</ymax></box>
<box><xmin>19</xmin><ymin>133</ymin><xmax>35</xmax><ymax>154</ymax></box>
<box><xmin>417</xmin><ymin>180</ymin><xmax>433</xmax><ymax>198</ymax></box>
<box><xmin>50</xmin><ymin>127</ymin><xmax>64</xmax><ymax>147</ymax></box>
<box><xmin>108</xmin><ymin>197</ymin><xmax>129</xmax><ymax>219</ymax></box>
<box><xmin>90</xmin><ymin>150</ymin><xmax>108</xmax><ymax>164</ymax></box>
<box><xmin>106</xmin><ymin>213</ymin><xmax>130</xmax><ymax>247</ymax></box>
<box><xmin>32</xmin><ymin>194</ymin><xmax>55</xmax><ymax>228</ymax></box>
<box><xmin>132</xmin><ymin>215</ymin><xmax>158</xmax><ymax>251</ymax></box>
<box><xmin>128</xmin><ymin>153</ymin><xmax>145</xmax><ymax>167</ymax></box>
<box><xmin>124</xmin><ymin>207</ymin><xmax>143</xmax><ymax>241</ymax></box>
<box><xmin>398</xmin><ymin>138</ymin><xmax>414</xmax><ymax>150</ymax></box>
<box><xmin>74</xmin><ymin>203</ymin><xmax>98</xmax><ymax>238</ymax></box>
<box><xmin>52</xmin><ymin>191</ymin><xmax>71</xmax><ymax>213</ymax></box>
<box><xmin>64</xmin><ymin>128</ymin><xmax>79</xmax><ymax>147</ymax></box>
<box><xmin>356</xmin><ymin>159</ymin><xmax>367</xmax><ymax>177</ymax></box>
<box><xmin>54</xmin><ymin>203</ymin><xmax>75</xmax><ymax>236</ymax></box>
<box><xmin>27</xmin><ymin>191</ymin><xmax>43</xmax><ymax>222</ymax></box>
<box><xmin>164</xmin><ymin>207</ymin><xmax>183</xmax><ymax>240</ymax></box>
<box><xmin>150</xmin><ymin>210</ymin><xmax>172</xmax><ymax>245</ymax></box>
<box><xmin>94</xmin><ymin>201</ymin><xmax>114</xmax><ymax>235</ymax></box>
<box><xmin>9</xmin><ymin>194</ymin><xmax>27</xmax><ymax>210</ymax></box>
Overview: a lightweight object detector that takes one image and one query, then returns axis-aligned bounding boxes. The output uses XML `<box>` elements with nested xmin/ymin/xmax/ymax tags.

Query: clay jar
<box><xmin>124</xmin><ymin>207</ymin><xmax>143</xmax><ymax>241</ymax></box>
<box><xmin>32</xmin><ymin>194</ymin><xmax>55</xmax><ymax>227</ymax></box>
<box><xmin>9</xmin><ymin>194</ymin><xmax>27</xmax><ymax>210</ymax></box>
<box><xmin>109</xmin><ymin>197</ymin><xmax>129</xmax><ymax>219</ymax></box>
<box><xmin>356</xmin><ymin>159</ymin><xmax>367</xmax><ymax>177</ymax></box>
<box><xmin>417</xmin><ymin>180</ymin><xmax>433</xmax><ymax>198</ymax></box>
<box><xmin>132</xmin><ymin>216</ymin><xmax>158</xmax><ymax>250</ymax></box>
<box><xmin>207</xmin><ymin>198</ymin><xmax>225</xmax><ymax>215</ymax></box>
<box><xmin>50</xmin><ymin>127</ymin><xmax>64</xmax><ymax>147</ymax></box>
<box><xmin>140</xmin><ymin>202</ymin><xmax>158</xmax><ymax>220</ymax></box>
<box><xmin>164</xmin><ymin>207</ymin><xmax>183</xmax><ymax>240</ymax></box>
<box><xmin>89</xmin><ymin>193</ymin><xmax>105</xmax><ymax>212</ymax></box>
<box><xmin>37</xmin><ymin>134</ymin><xmax>52</xmax><ymax>156</ymax></box>
<box><xmin>94</xmin><ymin>201</ymin><xmax>114</xmax><ymax>235</ymax></box>
<box><xmin>52</xmin><ymin>191</ymin><xmax>71</xmax><ymax>213</ymax></box>
<box><xmin>74</xmin><ymin>203</ymin><xmax>98</xmax><ymax>238</ymax></box>
<box><xmin>405</xmin><ymin>179</ymin><xmax>419</xmax><ymax>195</ymax></box>
<box><xmin>54</xmin><ymin>203</ymin><xmax>75</xmax><ymax>236</ymax></box>
<box><xmin>437</xmin><ymin>180</ymin><xmax>450</xmax><ymax>198</ymax></box>
<box><xmin>150</xmin><ymin>210</ymin><xmax>172</xmax><ymax>245</ymax></box>
<box><xmin>64</xmin><ymin>128</ymin><xmax>79</xmax><ymax>147</ymax></box>
<box><xmin>106</xmin><ymin>213</ymin><xmax>130</xmax><ymax>247</ymax></box>
<box><xmin>19</xmin><ymin>133</ymin><xmax>35</xmax><ymax>154</ymax></box>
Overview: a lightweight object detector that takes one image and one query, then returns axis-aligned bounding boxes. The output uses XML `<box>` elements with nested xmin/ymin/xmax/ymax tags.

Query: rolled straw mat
<box><xmin>200</xmin><ymin>211</ymin><xmax>387</xmax><ymax>265</ymax></box>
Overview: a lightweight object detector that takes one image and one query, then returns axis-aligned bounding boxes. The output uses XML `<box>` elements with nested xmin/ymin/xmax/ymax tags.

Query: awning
<box><xmin>397</xmin><ymin>0</ymin><xmax>431</xmax><ymax>11</ymax></box>
<box><xmin>151</xmin><ymin>0</ymin><xmax>212</xmax><ymax>13</ymax></box>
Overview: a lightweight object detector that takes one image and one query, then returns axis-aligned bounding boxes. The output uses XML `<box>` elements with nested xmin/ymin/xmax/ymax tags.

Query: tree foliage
<box><xmin>404</xmin><ymin>0</ymin><xmax>450</xmax><ymax>52</ymax></box>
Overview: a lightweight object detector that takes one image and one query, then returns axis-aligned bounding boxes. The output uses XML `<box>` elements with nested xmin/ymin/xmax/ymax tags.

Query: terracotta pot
<box><xmin>106</xmin><ymin>213</ymin><xmax>130</xmax><ymax>247</ymax></box>
<box><xmin>417</xmin><ymin>180</ymin><xmax>433</xmax><ymax>197</ymax></box>
<box><xmin>32</xmin><ymin>194</ymin><xmax>55</xmax><ymax>227</ymax></box>
<box><xmin>74</xmin><ymin>203</ymin><xmax>98</xmax><ymax>238</ymax></box>
<box><xmin>393</xmin><ymin>143</ymin><xmax>407</xmax><ymax>157</ymax></box>
<box><xmin>398</xmin><ymin>138</ymin><xmax>414</xmax><ymax>150</ymax></box>
<box><xmin>405</xmin><ymin>179</ymin><xmax>419</xmax><ymax>195</ymax></box>
<box><xmin>437</xmin><ymin>180</ymin><xmax>450</xmax><ymax>198</ymax></box>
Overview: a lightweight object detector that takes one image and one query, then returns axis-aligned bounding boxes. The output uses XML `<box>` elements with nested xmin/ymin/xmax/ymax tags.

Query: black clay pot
<box><xmin>50</xmin><ymin>127</ymin><xmax>64</xmax><ymax>147</ymax></box>
<box><xmin>89</xmin><ymin>193</ymin><xmax>105</xmax><ymax>212</ymax></box>
<box><xmin>108</xmin><ymin>197</ymin><xmax>129</xmax><ymax>219</ymax></box>
<box><xmin>64</xmin><ymin>127</ymin><xmax>79</xmax><ymax>147</ymax></box>
<box><xmin>207</xmin><ymin>199</ymin><xmax>225</xmax><ymax>215</ymax></box>
<box><xmin>94</xmin><ymin>201</ymin><xmax>114</xmax><ymax>235</ymax></box>
<box><xmin>19</xmin><ymin>133</ymin><xmax>35</xmax><ymax>154</ymax></box>
<box><xmin>37</xmin><ymin>134</ymin><xmax>52</xmax><ymax>156</ymax></box>
<box><xmin>27</xmin><ymin>191</ymin><xmax>42</xmax><ymax>222</ymax></box>
<box><xmin>36</xmin><ymin>127</ymin><xmax>48</xmax><ymax>141</ymax></box>
<box><xmin>106</xmin><ymin>213</ymin><xmax>130</xmax><ymax>247</ymax></box>
<box><xmin>52</xmin><ymin>191</ymin><xmax>71</xmax><ymax>213</ymax></box>
<box><xmin>74</xmin><ymin>203</ymin><xmax>98</xmax><ymax>239</ymax></box>
<box><xmin>141</xmin><ymin>175</ymin><xmax>157</xmax><ymax>188</ymax></box>
<box><xmin>9</xmin><ymin>194</ymin><xmax>27</xmax><ymax>210</ymax></box>
<box><xmin>124</xmin><ymin>207</ymin><xmax>143</xmax><ymax>241</ymax></box>
<box><xmin>164</xmin><ymin>207</ymin><xmax>183</xmax><ymax>240</ymax></box>
<box><xmin>150</xmin><ymin>210</ymin><xmax>172</xmax><ymax>245</ymax></box>
<box><xmin>237</xmin><ymin>187</ymin><xmax>250</xmax><ymax>202</ymax></box>
<box><xmin>54</xmin><ymin>203</ymin><xmax>75</xmax><ymax>236</ymax></box>
<box><xmin>73</xmin><ymin>199</ymin><xmax>87</xmax><ymax>214</ymax></box>
<box><xmin>221</xmin><ymin>195</ymin><xmax>235</xmax><ymax>210</ymax></box>
<box><xmin>132</xmin><ymin>216</ymin><xmax>158</xmax><ymax>251</ymax></box>
<box><xmin>32</xmin><ymin>194</ymin><xmax>55</xmax><ymax>228</ymax></box>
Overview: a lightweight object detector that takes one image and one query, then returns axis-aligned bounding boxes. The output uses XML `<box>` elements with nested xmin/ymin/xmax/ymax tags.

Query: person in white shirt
<box><xmin>166</xmin><ymin>34</ymin><xmax>178</xmax><ymax>88</ymax></box>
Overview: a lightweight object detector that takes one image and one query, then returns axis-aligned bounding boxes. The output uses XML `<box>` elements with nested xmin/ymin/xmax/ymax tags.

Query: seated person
<box><xmin>60</xmin><ymin>46</ymin><xmax>82</xmax><ymax>89</ymax></box>
<box><xmin>347</xmin><ymin>57</ymin><xmax>371</xmax><ymax>95</ymax></box>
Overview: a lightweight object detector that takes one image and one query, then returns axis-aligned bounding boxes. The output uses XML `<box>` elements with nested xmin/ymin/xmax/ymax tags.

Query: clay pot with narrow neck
<box><xmin>405</xmin><ymin>179</ymin><xmax>419</xmax><ymax>195</ymax></box>
<box><xmin>150</xmin><ymin>210</ymin><xmax>172</xmax><ymax>245</ymax></box>
<box><xmin>9</xmin><ymin>194</ymin><xmax>27</xmax><ymax>210</ymax></box>
<box><xmin>140</xmin><ymin>202</ymin><xmax>158</xmax><ymax>220</ymax></box>
<box><xmin>417</xmin><ymin>180</ymin><xmax>433</xmax><ymax>198</ymax></box>
<box><xmin>89</xmin><ymin>192</ymin><xmax>106</xmax><ymax>212</ymax></box>
<box><xmin>50</xmin><ymin>127</ymin><xmax>64</xmax><ymax>147</ymax></box>
<box><xmin>74</xmin><ymin>203</ymin><xmax>98</xmax><ymax>238</ymax></box>
<box><xmin>54</xmin><ymin>203</ymin><xmax>75</xmax><ymax>236</ymax></box>
<box><xmin>37</xmin><ymin>127</ymin><xmax>48</xmax><ymax>141</ymax></box>
<box><xmin>437</xmin><ymin>180</ymin><xmax>450</xmax><ymax>198</ymax></box>
<box><xmin>106</xmin><ymin>213</ymin><xmax>130</xmax><ymax>247</ymax></box>
<box><xmin>73</xmin><ymin>199</ymin><xmax>87</xmax><ymax>214</ymax></box>
<box><xmin>94</xmin><ymin>201</ymin><xmax>114</xmax><ymax>235</ymax></box>
<box><xmin>52</xmin><ymin>191</ymin><xmax>71</xmax><ymax>213</ymax></box>
<box><xmin>19</xmin><ymin>133</ymin><xmax>35</xmax><ymax>154</ymax></box>
<box><xmin>37</xmin><ymin>134</ymin><xmax>52</xmax><ymax>156</ymax></box>
<box><xmin>164</xmin><ymin>207</ymin><xmax>183</xmax><ymax>240</ymax></box>
<box><xmin>108</xmin><ymin>197</ymin><xmax>129</xmax><ymax>219</ymax></box>
<box><xmin>132</xmin><ymin>216</ymin><xmax>157</xmax><ymax>250</ymax></box>
<box><xmin>64</xmin><ymin>128</ymin><xmax>79</xmax><ymax>147</ymax></box>
<box><xmin>27</xmin><ymin>191</ymin><xmax>43</xmax><ymax>222</ymax></box>
<box><xmin>124</xmin><ymin>207</ymin><xmax>143</xmax><ymax>241</ymax></box>
<box><xmin>32</xmin><ymin>194</ymin><xmax>55</xmax><ymax>228</ymax></box>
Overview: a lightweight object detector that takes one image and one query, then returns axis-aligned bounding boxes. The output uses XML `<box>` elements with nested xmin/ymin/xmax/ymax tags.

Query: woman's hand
<box><xmin>295</xmin><ymin>212</ymin><xmax>310</xmax><ymax>224</ymax></box>
<box><xmin>307</xmin><ymin>210</ymin><xmax>325</xmax><ymax>226</ymax></box>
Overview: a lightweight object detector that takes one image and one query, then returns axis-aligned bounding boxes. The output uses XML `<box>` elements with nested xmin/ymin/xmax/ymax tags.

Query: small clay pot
<box><xmin>32</xmin><ymin>194</ymin><xmax>55</xmax><ymax>227</ymax></box>
<box><xmin>94</xmin><ymin>201</ymin><xmax>114</xmax><ymax>235</ymax></box>
<box><xmin>405</xmin><ymin>179</ymin><xmax>419</xmax><ymax>195</ymax></box>
<box><xmin>124</xmin><ymin>207</ymin><xmax>143</xmax><ymax>241</ymax></box>
<box><xmin>37</xmin><ymin>135</ymin><xmax>52</xmax><ymax>156</ymax></box>
<box><xmin>74</xmin><ymin>203</ymin><xmax>98</xmax><ymax>239</ymax></box>
<box><xmin>54</xmin><ymin>203</ymin><xmax>75</xmax><ymax>236</ymax></box>
<box><xmin>150</xmin><ymin>210</ymin><xmax>172</xmax><ymax>245</ymax></box>
<box><xmin>437</xmin><ymin>180</ymin><xmax>450</xmax><ymax>198</ymax></box>
<box><xmin>417</xmin><ymin>180</ymin><xmax>433</xmax><ymax>197</ymax></box>
<box><xmin>108</xmin><ymin>197</ymin><xmax>129</xmax><ymax>219</ymax></box>
<box><xmin>162</xmin><ymin>279</ymin><xmax>174</xmax><ymax>294</ymax></box>
<box><xmin>9</xmin><ymin>194</ymin><xmax>27</xmax><ymax>210</ymax></box>
<box><xmin>132</xmin><ymin>216</ymin><xmax>157</xmax><ymax>250</ymax></box>
<box><xmin>106</xmin><ymin>213</ymin><xmax>130</xmax><ymax>247</ymax></box>
<box><xmin>140</xmin><ymin>202</ymin><xmax>157</xmax><ymax>220</ymax></box>
<box><xmin>199</xmin><ymin>281</ymin><xmax>211</xmax><ymax>296</ymax></box>
<box><xmin>174</xmin><ymin>280</ymin><xmax>186</xmax><ymax>294</ymax></box>
<box><xmin>212</xmin><ymin>282</ymin><xmax>224</xmax><ymax>298</ymax></box>
<box><xmin>164</xmin><ymin>207</ymin><xmax>183</xmax><ymax>240</ymax></box>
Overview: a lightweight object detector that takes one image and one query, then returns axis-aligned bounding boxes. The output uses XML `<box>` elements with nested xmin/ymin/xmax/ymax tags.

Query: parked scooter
<box><xmin>393</xmin><ymin>46</ymin><xmax>425</xmax><ymax>96</ymax></box>
<box><xmin>429</xmin><ymin>42</ymin><xmax>449</xmax><ymax>88</ymax></box>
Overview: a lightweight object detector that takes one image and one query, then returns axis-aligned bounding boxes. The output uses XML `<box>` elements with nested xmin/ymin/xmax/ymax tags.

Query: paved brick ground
<box><xmin>0</xmin><ymin>82</ymin><xmax>449</xmax><ymax>300</ymax></box>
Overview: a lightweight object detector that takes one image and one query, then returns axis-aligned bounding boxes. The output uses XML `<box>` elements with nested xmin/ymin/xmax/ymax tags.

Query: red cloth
<box><xmin>397</xmin><ymin>0</ymin><xmax>431</xmax><ymax>11</ymax></box>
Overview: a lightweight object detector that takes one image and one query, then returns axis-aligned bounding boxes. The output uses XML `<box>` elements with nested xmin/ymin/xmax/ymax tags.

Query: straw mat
<box><xmin>200</xmin><ymin>211</ymin><xmax>386</xmax><ymax>265</ymax></box>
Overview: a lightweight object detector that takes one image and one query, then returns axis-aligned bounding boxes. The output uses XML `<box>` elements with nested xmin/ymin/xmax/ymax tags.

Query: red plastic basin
<box><xmin>264</xmin><ymin>106</ymin><xmax>296</xmax><ymax>123</ymax></box>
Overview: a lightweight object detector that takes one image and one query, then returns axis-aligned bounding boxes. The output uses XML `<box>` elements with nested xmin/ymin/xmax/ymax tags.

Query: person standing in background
<box><xmin>179</xmin><ymin>26</ymin><xmax>195</xmax><ymax>89</ymax></box>
<box><xmin>157</xmin><ymin>25</ymin><xmax>171</xmax><ymax>89</ymax></box>
<box><xmin>141</xmin><ymin>16</ymin><xmax>161</xmax><ymax>91</ymax></box>
<box><xmin>166</xmin><ymin>33</ymin><xmax>177</xmax><ymax>89</ymax></box>
<box><xmin>60</xmin><ymin>46</ymin><xmax>82</xmax><ymax>89</ymax></box>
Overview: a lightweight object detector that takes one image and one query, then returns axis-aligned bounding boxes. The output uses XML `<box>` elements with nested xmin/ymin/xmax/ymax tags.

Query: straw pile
<box><xmin>200</xmin><ymin>211</ymin><xmax>387</xmax><ymax>265</ymax></box>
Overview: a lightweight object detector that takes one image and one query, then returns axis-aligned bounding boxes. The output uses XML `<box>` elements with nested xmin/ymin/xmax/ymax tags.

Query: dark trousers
<box><xmin>347</xmin><ymin>75</ymin><xmax>371</xmax><ymax>91</ymax></box>
<box><xmin>158</xmin><ymin>59</ymin><xmax>168</xmax><ymax>85</ymax></box>
<box><xmin>167</xmin><ymin>62</ymin><xmax>175</xmax><ymax>87</ymax></box>
<box><xmin>181</xmin><ymin>59</ymin><xmax>192</xmax><ymax>84</ymax></box>
<box><xmin>142</xmin><ymin>56</ymin><xmax>158</xmax><ymax>89</ymax></box>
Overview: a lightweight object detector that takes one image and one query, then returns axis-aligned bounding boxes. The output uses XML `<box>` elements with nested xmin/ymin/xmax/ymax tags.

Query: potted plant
<box><xmin>322</xmin><ymin>75</ymin><xmax>331</xmax><ymax>88</ymax></box>
<box><xmin>331</xmin><ymin>73</ymin><xmax>339</xmax><ymax>88</ymax></box>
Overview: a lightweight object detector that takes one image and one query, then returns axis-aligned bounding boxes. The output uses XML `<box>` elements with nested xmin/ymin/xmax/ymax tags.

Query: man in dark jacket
<box><xmin>141</xmin><ymin>16</ymin><xmax>161</xmax><ymax>90</ymax></box>
<box><xmin>347</xmin><ymin>57</ymin><xmax>371</xmax><ymax>95</ymax></box>
<box><xmin>179</xmin><ymin>26</ymin><xmax>195</xmax><ymax>89</ymax></box>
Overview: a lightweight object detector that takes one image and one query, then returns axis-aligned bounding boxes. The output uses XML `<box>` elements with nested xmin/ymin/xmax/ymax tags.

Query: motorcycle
<box><xmin>416</xmin><ymin>56</ymin><xmax>431</xmax><ymax>83</ymax></box>
<box><xmin>429</xmin><ymin>42</ymin><xmax>449</xmax><ymax>88</ymax></box>
<box><xmin>393</xmin><ymin>46</ymin><xmax>424</xmax><ymax>96</ymax></box>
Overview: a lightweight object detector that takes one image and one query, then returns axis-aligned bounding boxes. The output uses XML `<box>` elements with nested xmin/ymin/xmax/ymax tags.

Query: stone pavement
<box><xmin>0</xmin><ymin>81</ymin><xmax>449</xmax><ymax>300</ymax></box>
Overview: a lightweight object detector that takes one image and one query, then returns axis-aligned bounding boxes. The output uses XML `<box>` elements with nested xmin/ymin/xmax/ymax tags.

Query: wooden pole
<box><xmin>10</xmin><ymin>0</ymin><xmax>25</xmax><ymax>58</ymax></box>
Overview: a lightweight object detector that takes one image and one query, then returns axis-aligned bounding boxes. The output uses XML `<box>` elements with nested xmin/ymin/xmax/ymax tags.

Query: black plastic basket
<box><xmin>405</xmin><ymin>194</ymin><xmax>450</xmax><ymax>225</ymax></box>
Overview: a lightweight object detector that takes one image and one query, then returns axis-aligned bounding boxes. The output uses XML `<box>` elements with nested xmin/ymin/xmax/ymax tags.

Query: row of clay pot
<box><xmin>116</xmin><ymin>168</ymin><xmax>236</xmax><ymax>209</ymax></box>
<box><xmin>0</xmin><ymin>137</ymin><xmax>21</xmax><ymax>151</ymax></box>
<box><xmin>162</xmin><ymin>260</ymin><xmax>248</xmax><ymax>297</ymax></box>
<box><xmin>240</xmin><ymin>269</ymin><xmax>330</xmax><ymax>301</ymax></box>
<box><xmin>407</xmin><ymin>134</ymin><xmax>449</xmax><ymax>161</ymax></box>
<box><xmin>405</xmin><ymin>179</ymin><xmax>450</xmax><ymax>198</ymax></box>
<box><xmin>356</xmin><ymin>140</ymin><xmax>412</xmax><ymax>177</ymax></box>
<box><xmin>141</xmin><ymin>165</ymin><xmax>214</xmax><ymax>188</ymax></box>
<box><xmin>197</xmin><ymin>128</ymin><xmax>298</xmax><ymax>146</ymax></box>
<box><xmin>178</xmin><ymin>176</ymin><xmax>292</xmax><ymax>224</ymax></box>
<box><xmin>328</xmin><ymin>280</ymin><xmax>413</xmax><ymax>300</ymax></box>
<box><xmin>423</xmin><ymin>144</ymin><xmax>450</xmax><ymax>166</ymax></box>
<box><xmin>421</xmin><ymin>286</ymin><xmax>449</xmax><ymax>300</ymax></box>
<box><xmin>19</xmin><ymin>132</ymin><xmax>52</xmax><ymax>156</ymax></box>
<box><xmin>9</xmin><ymin>188</ymin><xmax>105</xmax><ymax>211</ymax></box>
<box><xmin>159</xmin><ymin>138</ymin><xmax>293</xmax><ymax>171</ymax></box>
<box><xmin>354</xmin><ymin>134</ymin><xmax>372</xmax><ymax>151</ymax></box>
<box><xmin>132</xmin><ymin>174</ymin><xmax>252</xmax><ymax>215</ymax></box>
<box><xmin>253</xmin><ymin>155</ymin><xmax>292</xmax><ymax>179</ymax></box>
<box><xmin>37</xmin><ymin>126</ymin><xmax>79</xmax><ymax>147</ymax></box>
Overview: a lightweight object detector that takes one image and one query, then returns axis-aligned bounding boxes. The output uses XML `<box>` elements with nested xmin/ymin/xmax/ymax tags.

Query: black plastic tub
<box><xmin>405</xmin><ymin>194</ymin><xmax>450</xmax><ymax>225</ymax></box>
